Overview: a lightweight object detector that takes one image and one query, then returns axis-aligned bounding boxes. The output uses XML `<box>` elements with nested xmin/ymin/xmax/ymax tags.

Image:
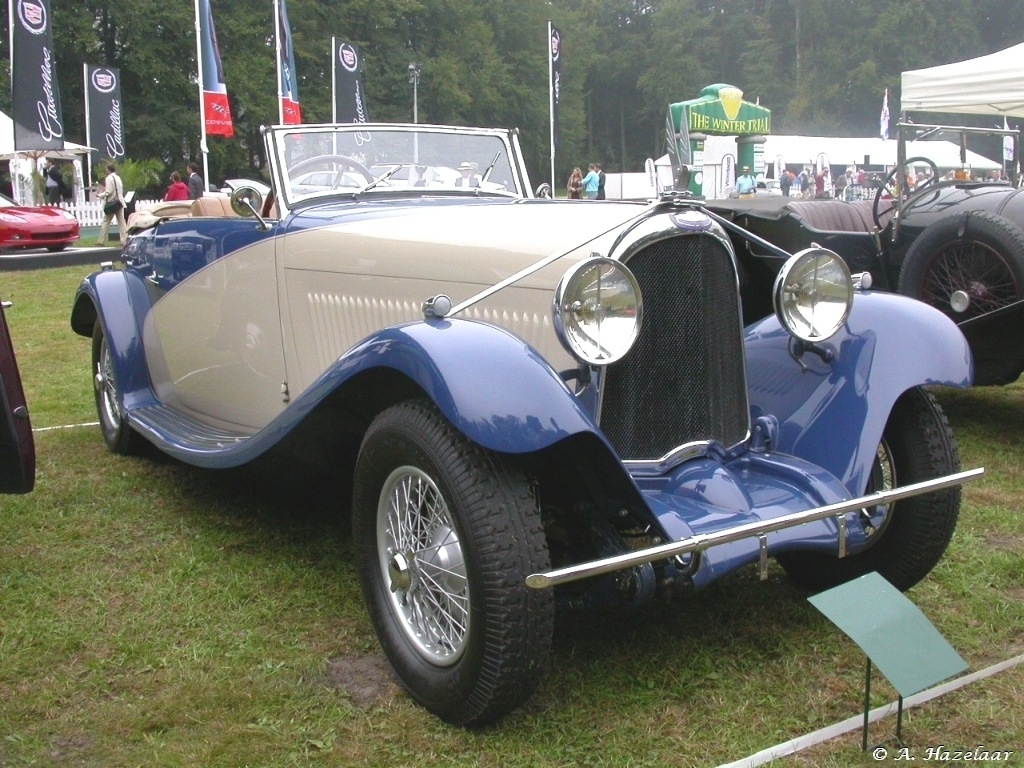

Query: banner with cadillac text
<box><xmin>11</xmin><ymin>0</ymin><xmax>65</xmax><ymax>151</ymax></box>
<box><xmin>85</xmin><ymin>64</ymin><xmax>125</xmax><ymax>164</ymax></box>
<box><xmin>332</xmin><ymin>38</ymin><xmax>368</xmax><ymax>124</ymax></box>
<box><xmin>549</xmin><ymin>23</ymin><xmax>562</xmax><ymax>150</ymax></box>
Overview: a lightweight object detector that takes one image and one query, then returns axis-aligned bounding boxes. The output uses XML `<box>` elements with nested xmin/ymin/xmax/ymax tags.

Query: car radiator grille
<box><xmin>599</xmin><ymin>234</ymin><xmax>750</xmax><ymax>461</ymax></box>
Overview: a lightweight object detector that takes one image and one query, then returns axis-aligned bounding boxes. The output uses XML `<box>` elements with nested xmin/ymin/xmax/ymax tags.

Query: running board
<box><xmin>525</xmin><ymin>467</ymin><xmax>985</xmax><ymax>589</ymax></box>
<box><xmin>130</xmin><ymin>403</ymin><xmax>253</xmax><ymax>453</ymax></box>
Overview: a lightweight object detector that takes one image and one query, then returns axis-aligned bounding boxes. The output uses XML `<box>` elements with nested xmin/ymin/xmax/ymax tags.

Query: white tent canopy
<box><xmin>653</xmin><ymin>135</ymin><xmax>999</xmax><ymax>200</ymax></box>
<box><xmin>0</xmin><ymin>110</ymin><xmax>94</xmax><ymax>160</ymax></box>
<box><xmin>1</xmin><ymin>110</ymin><xmax>94</xmax><ymax>204</ymax></box>
<box><xmin>901</xmin><ymin>42</ymin><xmax>1024</xmax><ymax>117</ymax></box>
<box><xmin>717</xmin><ymin>135</ymin><xmax>998</xmax><ymax>171</ymax></box>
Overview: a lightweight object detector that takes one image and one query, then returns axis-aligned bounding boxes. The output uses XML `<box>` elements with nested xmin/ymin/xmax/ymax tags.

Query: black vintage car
<box><xmin>0</xmin><ymin>297</ymin><xmax>35</xmax><ymax>494</ymax></box>
<box><xmin>707</xmin><ymin>124</ymin><xmax>1024</xmax><ymax>386</ymax></box>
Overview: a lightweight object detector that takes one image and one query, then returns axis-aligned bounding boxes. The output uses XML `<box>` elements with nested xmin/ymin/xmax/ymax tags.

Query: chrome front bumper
<box><xmin>525</xmin><ymin>467</ymin><xmax>984</xmax><ymax>589</ymax></box>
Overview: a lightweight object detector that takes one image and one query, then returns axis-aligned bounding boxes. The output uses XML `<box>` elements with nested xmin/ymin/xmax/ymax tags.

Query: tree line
<box><xmin>2</xmin><ymin>0</ymin><xmax>1022</xmax><ymax>195</ymax></box>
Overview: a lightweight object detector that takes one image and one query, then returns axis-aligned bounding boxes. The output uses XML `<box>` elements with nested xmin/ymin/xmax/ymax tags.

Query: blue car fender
<box><xmin>70</xmin><ymin>268</ymin><xmax>158</xmax><ymax>413</ymax></box>
<box><xmin>317</xmin><ymin>317</ymin><xmax>607</xmax><ymax>454</ymax></box>
<box><xmin>743</xmin><ymin>290</ymin><xmax>972</xmax><ymax>496</ymax></box>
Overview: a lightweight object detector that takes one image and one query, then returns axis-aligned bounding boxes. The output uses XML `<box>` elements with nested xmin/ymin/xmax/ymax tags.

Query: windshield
<box><xmin>271</xmin><ymin>125</ymin><xmax>522</xmax><ymax>207</ymax></box>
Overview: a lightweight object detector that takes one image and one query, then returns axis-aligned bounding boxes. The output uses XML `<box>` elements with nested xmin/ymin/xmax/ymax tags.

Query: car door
<box><xmin>0</xmin><ymin>298</ymin><xmax>35</xmax><ymax>494</ymax></box>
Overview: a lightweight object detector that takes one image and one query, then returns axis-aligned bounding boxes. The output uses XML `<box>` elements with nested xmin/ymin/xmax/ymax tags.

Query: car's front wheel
<box><xmin>92</xmin><ymin>321</ymin><xmax>142</xmax><ymax>455</ymax></box>
<box><xmin>777</xmin><ymin>387</ymin><xmax>961</xmax><ymax>592</ymax></box>
<box><xmin>352</xmin><ymin>399</ymin><xmax>553</xmax><ymax>726</ymax></box>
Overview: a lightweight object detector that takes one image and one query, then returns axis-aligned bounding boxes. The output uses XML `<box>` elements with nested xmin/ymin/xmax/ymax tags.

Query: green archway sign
<box><xmin>666</xmin><ymin>84</ymin><xmax>772</xmax><ymax>196</ymax></box>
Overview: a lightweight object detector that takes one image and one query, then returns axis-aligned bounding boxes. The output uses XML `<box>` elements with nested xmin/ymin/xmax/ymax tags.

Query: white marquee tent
<box><xmin>1</xmin><ymin>110</ymin><xmax>94</xmax><ymax>204</ymax></box>
<box><xmin>901</xmin><ymin>42</ymin><xmax>1024</xmax><ymax>117</ymax></box>
<box><xmin>652</xmin><ymin>135</ymin><xmax>999</xmax><ymax>199</ymax></box>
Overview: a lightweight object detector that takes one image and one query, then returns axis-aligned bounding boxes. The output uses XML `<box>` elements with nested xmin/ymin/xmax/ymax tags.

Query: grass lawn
<box><xmin>2</xmin><ymin>266</ymin><xmax>1022</xmax><ymax>767</ymax></box>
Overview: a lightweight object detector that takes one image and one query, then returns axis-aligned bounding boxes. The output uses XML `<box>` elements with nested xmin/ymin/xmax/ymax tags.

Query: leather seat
<box><xmin>786</xmin><ymin>199</ymin><xmax>882</xmax><ymax>233</ymax></box>
<box><xmin>189</xmin><ymin>196</ymin><xmax>238</xmax><ymax>218</ymax></box>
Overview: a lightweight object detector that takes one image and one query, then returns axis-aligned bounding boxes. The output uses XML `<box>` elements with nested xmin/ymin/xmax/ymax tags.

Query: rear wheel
<box><xmin>897</xmin><ymin>211</ymin><xmax>1024</xmax><ymax>320</ymax></box>
<box><xmin>92</xmin><ymin>321</ymin><xmax>142</xmax><ymax>455</ymax></box>
<box><xmin>777</xmin><ymin>387</ymin><xmax>960</xmax><ymax>592</ymax></box>
<box><xmin>352</xmin><ymin>399</ymin><xmax>553</xmax><ymax>726</ymax></box>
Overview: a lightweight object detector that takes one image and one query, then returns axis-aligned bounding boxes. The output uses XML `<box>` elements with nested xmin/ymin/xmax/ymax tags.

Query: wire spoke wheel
<box><xmin>917</xmin><ymin>240</ymin><xmax>1022</xmax><ymax>319</ymax></box>
<box><xmin>379</xmin><ymin>466</ymin><xmax>469</xmax><ymax>665</ymax></box>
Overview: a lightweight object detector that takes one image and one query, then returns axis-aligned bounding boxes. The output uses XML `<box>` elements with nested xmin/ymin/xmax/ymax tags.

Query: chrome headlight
<box><xmin>553</xmin><ymin>257</ymin><xmax>642</xmax><ymax>366</ymax></box>
<box><xmin>773</xmin><ymin>248</ymin><xmax>853</xmax><ymax>342</ymax></box>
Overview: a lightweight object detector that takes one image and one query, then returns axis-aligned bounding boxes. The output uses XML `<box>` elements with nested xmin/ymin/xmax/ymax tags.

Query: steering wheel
<box><xmin>287</xmin><ymin>154</ymin><xmax>374</xmax><ymax>186</ymax></box>
<box><xmin>872</xmin><ymin>156</ymin><xmax>940</xmax><ymax>229</ymax></box>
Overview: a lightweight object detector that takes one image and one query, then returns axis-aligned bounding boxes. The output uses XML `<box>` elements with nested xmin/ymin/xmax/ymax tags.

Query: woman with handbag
<box><xmin>96</xmin><ymin>163</ymin><xmax>127</xmax><ymax>247</ymax></box>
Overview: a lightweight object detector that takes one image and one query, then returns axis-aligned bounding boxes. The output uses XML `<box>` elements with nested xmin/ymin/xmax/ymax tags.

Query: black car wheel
<box><xmin>897</xmin><ymin>211</ymin><xmax>1024</xmax><ymax>320</ymax></box>
<box><xmin>872</xmin><ymin>156</ymin><xmax>939</xmax><ymax>229</ymax></box>
<box><xmin>352</xmin><ymin>399</ymin><xmax>553</xmax><ymax>726</ymax></box>
<box><xmin>92</xmin><ymin>321</ymin><xmax>142</xmax><ymax>455</ymax></box>
<box><xmin>777</xmin><ymin>387</ymin><xmax>961</xmax><ymax>592</ymax></box>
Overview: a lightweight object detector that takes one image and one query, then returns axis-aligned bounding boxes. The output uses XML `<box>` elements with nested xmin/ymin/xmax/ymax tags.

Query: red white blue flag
<box><xmin>276</xmin><ymin>0</ymin><xmax>301</xmax><ymax>124</ymax></box>
<box><xmin>196</xmin><ymin>0</ymin><xmax>234</xmax><ymax>137</ymax></box>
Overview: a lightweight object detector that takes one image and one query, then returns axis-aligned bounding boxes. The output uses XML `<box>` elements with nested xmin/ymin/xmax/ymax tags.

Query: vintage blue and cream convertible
<box><xmin>71</xmin><ymin>122</ymin><xmax>982</xmax><ymax>725</ymax></box>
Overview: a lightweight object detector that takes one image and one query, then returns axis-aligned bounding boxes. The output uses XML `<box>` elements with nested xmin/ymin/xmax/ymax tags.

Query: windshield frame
<box><xmin>264</xmin><ymin>123</ymin><xmax>533</xmax><ymax>214</ymax></box>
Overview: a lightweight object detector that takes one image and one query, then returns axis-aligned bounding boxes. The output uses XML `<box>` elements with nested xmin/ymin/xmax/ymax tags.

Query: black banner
<box><xmin>549</xmin><ymin>23</ymin><xmax>562</xmax><ymax>150</ymax></box>
<box><xmin>85</xmin><ymin>65</ymin><xmax>125</xmax><ymax>164</ymax></box>
<box><xmin>332</xmin><ymin>39</ymin><xmax>369</xmax><ymax>124</ymax></box>
<box><xmin>11</xmin><ymin>0</ymin><xmax>65</xmax><ymax>151</ymax></box>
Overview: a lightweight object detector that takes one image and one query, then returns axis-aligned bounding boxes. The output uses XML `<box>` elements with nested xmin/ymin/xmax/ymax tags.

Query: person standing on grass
<box><xmin>582</xmin><ymin>164</ymin><xmax>600</xmax><ymax>199</ymax></box>
<box><xmin>567</xmin><ymin>167</ymin><xmax>583</xmax><ymax>199</ymax></box>
<box><xmin>187</xmin><ymin>162</ymin><xmax>205</xmax><ymax>200</ymax></box>
<box><xmin>735</xmin><ymin>166</ymin><xmax>755</xmax><ymax>197</ymax></box>
<box><xmin>45</xmin><ymin>159</ymin><xmax>63</xmax><ymax>204</ymax></box>
<box><xmin>163</xmin><ymin>171</ymin><xmax>190</xmax><ymax>201</ymax></box>
<box><xmin>96</xmin><ymin>163</ymin><xmax>126</xmax><ymax>247</ymax></box>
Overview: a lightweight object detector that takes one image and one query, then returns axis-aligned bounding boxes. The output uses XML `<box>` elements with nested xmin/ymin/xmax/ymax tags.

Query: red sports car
<box><xmin>0</xmin><ymin>193</ymin><xmax>80</xmax><ymax>252</ymax></box>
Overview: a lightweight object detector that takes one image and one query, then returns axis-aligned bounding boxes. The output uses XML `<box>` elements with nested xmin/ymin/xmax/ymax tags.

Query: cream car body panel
<box><xmin>142</xmin><ymin>201</ymin><xmax>643</xmax><ymax>430</ymax></box>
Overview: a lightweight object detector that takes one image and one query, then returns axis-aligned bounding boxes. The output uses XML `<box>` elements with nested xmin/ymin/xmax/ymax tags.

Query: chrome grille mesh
<box><xmin>599</xmin><ymin>235</ymin><xmax>750</xmax><ymax>460</ymax></box>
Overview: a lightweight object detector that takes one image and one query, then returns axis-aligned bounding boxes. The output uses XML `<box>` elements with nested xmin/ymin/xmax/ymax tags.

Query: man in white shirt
<box><xmin>456</xmin><ymin>161</ymin><xmax>480</xmax><ymax>188</ymax></box>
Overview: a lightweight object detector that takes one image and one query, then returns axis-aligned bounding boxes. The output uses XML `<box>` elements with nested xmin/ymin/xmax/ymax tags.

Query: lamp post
<box><xmin>408</xmin><ymin>63</ymin><xmax>421</xmax><ymax>124</ymax></box>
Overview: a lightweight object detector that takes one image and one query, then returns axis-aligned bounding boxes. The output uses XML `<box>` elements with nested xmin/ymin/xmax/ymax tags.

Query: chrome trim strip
<box><xmin>599</xmin><ymin>213</ymin><xmax>752</xmax><ymax>459</ymax></box>
<box><xmin>623</xmin><ymin>441</ymin><xmax>712</xmax><ymax>474</ymax></box>
<box><xmin>447</xmin><ymin>207</ymin><xmax>656</xmax><ymax>319</ymax></box>
<box><xmin>525</xmin><ymin>467</ymin><xmax>984</xmax><ymax>589</ymax></box>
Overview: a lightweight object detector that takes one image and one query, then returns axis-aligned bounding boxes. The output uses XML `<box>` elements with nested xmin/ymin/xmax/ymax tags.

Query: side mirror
<box><xmin>535</xmin><ymin>182</ymin><xmax>552</xmax><ymax>199</ymax></box>
<box><xmin>229</xmin><ymin>187</ymin><xmax>270</xmax><ymax>231</ymax></box>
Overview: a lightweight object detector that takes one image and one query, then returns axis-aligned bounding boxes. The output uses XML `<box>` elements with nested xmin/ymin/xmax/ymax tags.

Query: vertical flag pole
<box><xmin>331</xmin><ymin>36</ymin><xmax>337</xmax><ymax>123</ymax></box>
<box><xmin>194</xmin><ymin>0</ymin><xmax>210</xmax><ymax>194</ymax></box>
<box><xmin>274</xmin><ymin>0</ymin><xmax>284</xmax><ymax>125</ymax></box>
<box><xmin>82</xmin><ymin>63</ymin><xmax>93</xmax><ymax>191</ymax></box>
<box><xmin>547</xmin><ymin>20</ymin><xmax>555</xmax><ymax>194</ymax></box>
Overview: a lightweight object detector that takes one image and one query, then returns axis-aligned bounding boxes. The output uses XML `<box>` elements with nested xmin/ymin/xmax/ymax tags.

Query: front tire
<box><xmin>92</xmin><ymin>321</ymin><xmax>142</xmax><ymax>455</ymax></box>
<box><xmin>352</xmin><ymin>399</ymin><xmax>553</xmax><ymax>726</ymax></box>
<box><xmin>777</xmin><ymin>387</ymin><xmax>961</xmax><ymax>592</ymax></box>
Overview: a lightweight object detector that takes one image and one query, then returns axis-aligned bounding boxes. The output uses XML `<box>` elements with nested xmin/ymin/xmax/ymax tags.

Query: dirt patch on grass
<box><xmin>323</xmin><ymin>653</ymin><xmax>398</xmax><ymax>708</ymax></box>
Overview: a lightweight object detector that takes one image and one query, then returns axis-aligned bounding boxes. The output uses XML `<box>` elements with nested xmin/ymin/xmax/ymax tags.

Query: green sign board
<box><xmin>669</xmin><ymin>83</ymin><xmax>772</xmax><ymax>138</ymax></box>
